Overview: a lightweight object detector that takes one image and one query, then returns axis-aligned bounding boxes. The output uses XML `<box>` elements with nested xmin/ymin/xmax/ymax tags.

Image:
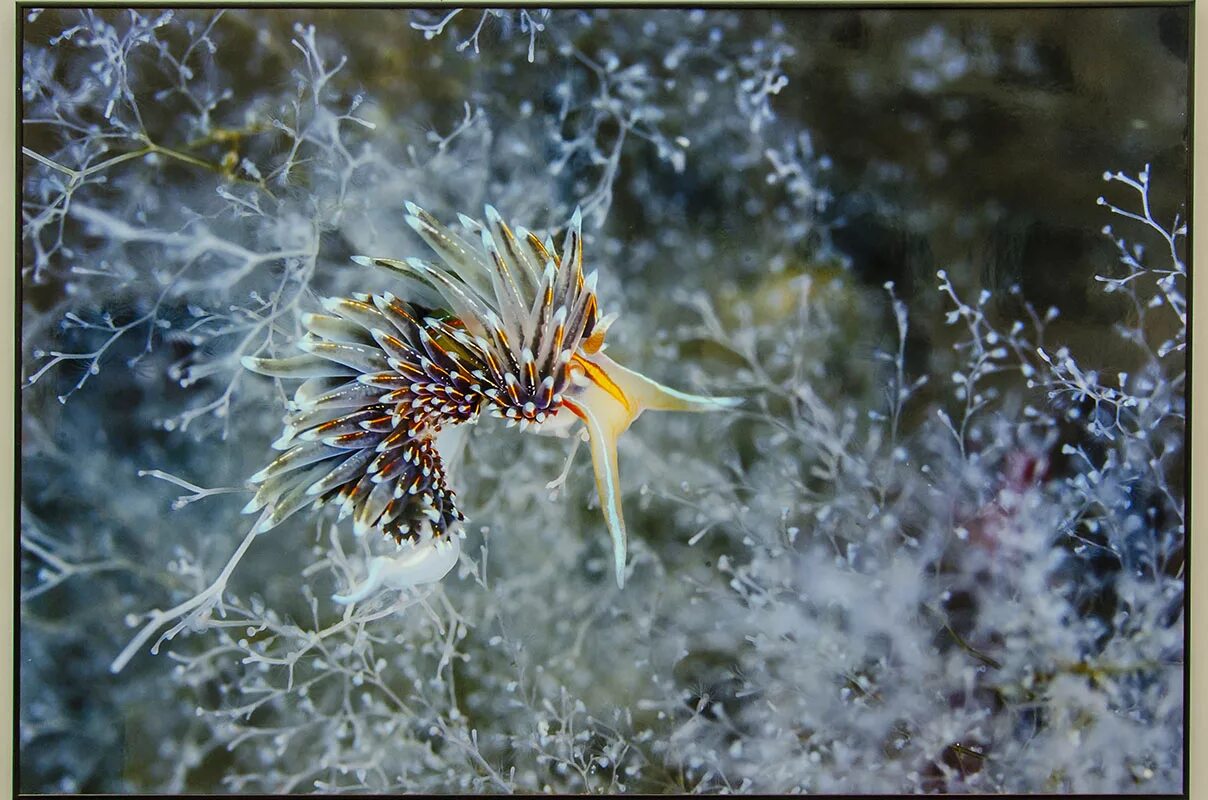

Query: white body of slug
<box><xmin>333</xmin><ymin>533</ymin><xmax>463</xmax><ymax>604</ymax></box>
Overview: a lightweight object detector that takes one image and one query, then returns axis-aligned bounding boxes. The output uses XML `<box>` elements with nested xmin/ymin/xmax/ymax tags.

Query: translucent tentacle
<box><xmin>589</xmin><ymin>352</ymin><xmax>743</xmax><ymax>413</ymax></box>
<box><xmin>403</xmin><ymin>201</ymin><xmax>495</xmax><ymax>297</ymax></box>
<box><xmin>300</xmin><ymin>313</ymin><xmax>378</xmax><ymax>345</ymax></box>
<box><xmin>349</xmin><ymin>256</ymin><xmax>492</xmax><ymax>339</ymax></box>
<box><xmin>484</xmin><ymin>204</ymin><xmax>541</xmax><ymax>300</ymax></box>
<box><xmin>564</xmin><ymin>393</ymin><xmax>630</xmax><ymax>589</ymax></box>
<box><xmin>562</xmin><ymin>352</ymin><xmax>741</xmax><ymax>587</ymax></box>
<box><xmin>241</xmin><ymin>354</ymin><xmax>358</xmax><ymax>379</ymax></box>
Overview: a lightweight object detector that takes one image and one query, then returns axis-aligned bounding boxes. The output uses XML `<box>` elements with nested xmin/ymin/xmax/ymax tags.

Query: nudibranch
<box><xmin>242</xmin><ymin>203</ymin><xmax>738</xmax><ymax>598</ymax></box>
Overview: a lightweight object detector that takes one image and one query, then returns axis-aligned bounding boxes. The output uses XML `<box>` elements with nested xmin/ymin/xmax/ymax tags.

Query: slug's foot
<box><xmin>332</xmin><ymin>534</ymin><xmax>462</xmax><ymax>605</ymax></box>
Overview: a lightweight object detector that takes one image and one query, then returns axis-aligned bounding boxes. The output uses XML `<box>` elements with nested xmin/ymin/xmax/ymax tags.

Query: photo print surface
<box><xmin>19</xmin><ymin>6</ymin><xmax>1189</xmax><ymax>794</ymax></box>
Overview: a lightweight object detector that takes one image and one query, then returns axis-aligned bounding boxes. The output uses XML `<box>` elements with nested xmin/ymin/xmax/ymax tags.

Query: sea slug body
<box><xmin>242</xmin><ymin>203</ymin><xmax>739</xmax><ymax>598</ymax></box>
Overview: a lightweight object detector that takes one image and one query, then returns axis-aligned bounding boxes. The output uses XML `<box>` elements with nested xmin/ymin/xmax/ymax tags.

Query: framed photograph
<box><xmin>18</xmin><ymin>4</ymin><xmax>1190</xmax><ymax>794</ymax></box>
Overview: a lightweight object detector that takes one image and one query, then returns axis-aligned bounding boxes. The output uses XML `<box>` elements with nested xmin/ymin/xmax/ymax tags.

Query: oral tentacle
<box><xmin>586</xmin><ymin>352</ymin><xmax>743</xmax><ymax>413</ymax></box>
<box><xmin>564</xmin><ymin>392</ymin><xmax>631</xmax><ymax>589</ymax></box>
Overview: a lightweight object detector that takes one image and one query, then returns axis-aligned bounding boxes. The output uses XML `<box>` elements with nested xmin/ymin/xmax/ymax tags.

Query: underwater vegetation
<box><xmin>20</xmin><ymin>7</ymin><xmax>1187</xmax><ymax>794</ymax></box>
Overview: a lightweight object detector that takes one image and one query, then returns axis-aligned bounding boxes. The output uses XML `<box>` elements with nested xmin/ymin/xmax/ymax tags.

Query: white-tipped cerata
<box><xmin>241</xmin><ymin>203</ymin><xmax>737</xmax><ymax>599</ymax></box>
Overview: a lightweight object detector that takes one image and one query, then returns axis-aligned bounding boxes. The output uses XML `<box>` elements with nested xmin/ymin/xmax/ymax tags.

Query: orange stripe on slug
<box><xmin>563</xmin><ymin>396</ymin><xmax>588</xmax><ymax>422</ymax></box>
<box><xmin>581</xmin><ymin>329</ymin><xmax>604</xmax><ymax>355</ymax></box>
<box><xmin>527</xmin><ymin>232</ymin><xmax>551</xmax><ymax>263</ymax></box>
<box><xmin>571</xmin><ymin>354</ymin><xmax>634</xmax><ymax>415</ymax></box>
<box><xmin>421</xmin><ymin>333</ymin><xmax>451</xmax><ymax>359</ymax></box>
<box><xmin>494</xmin><ymin>326</ymin><xmax>511</xmax><ymax>353</ymax></box>
<box><xmin>580</xmin><ymin>296</ymin><xmax>603</xmax><ymax>354</ymax></box>
<box><xmin>381</xmin><ymin>298</ymin><xmax>420</xmax><ymax>326</ymax></box>
<box><xmin>484</xmin><ymin>350</ymin><xmax>502</xmax><ymax>378</ymax></box>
